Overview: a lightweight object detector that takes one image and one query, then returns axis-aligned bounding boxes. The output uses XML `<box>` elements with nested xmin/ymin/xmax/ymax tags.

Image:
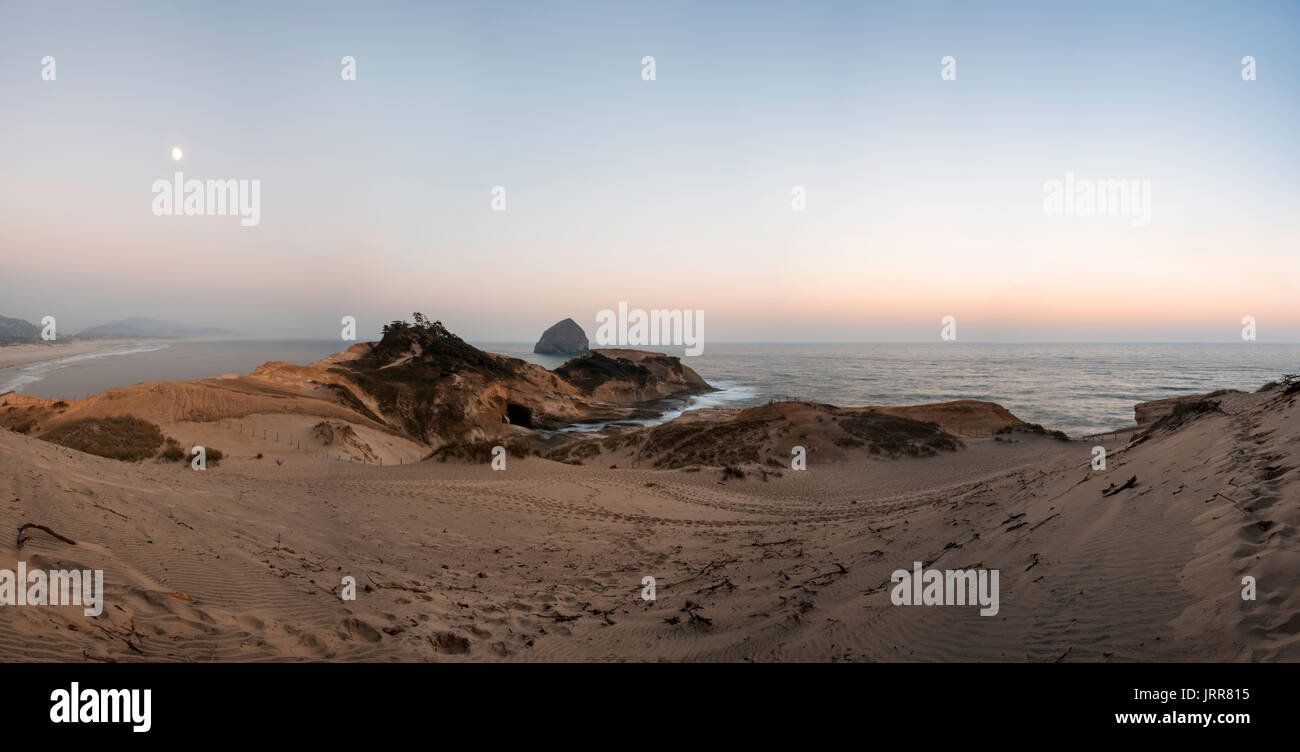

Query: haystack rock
<box><xmin>534</xmin><ymin>318</ymin><xmax>589</xmax><ymax>356</ymax></box>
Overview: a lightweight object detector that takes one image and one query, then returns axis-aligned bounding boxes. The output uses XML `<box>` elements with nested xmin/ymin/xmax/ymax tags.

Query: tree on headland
<box><xmin>382</xmin><ymin>313</ymin><xmax>452</xmax><ymax>339</ymax></box>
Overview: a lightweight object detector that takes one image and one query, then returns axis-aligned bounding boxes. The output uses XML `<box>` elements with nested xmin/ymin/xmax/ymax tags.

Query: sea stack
<box><xmin>534</xmin><ymin>318</ymin><xmax>589</xmax><ymax>356</ymax></box>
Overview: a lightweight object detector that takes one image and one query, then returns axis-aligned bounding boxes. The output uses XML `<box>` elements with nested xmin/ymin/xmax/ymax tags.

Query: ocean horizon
<box><xmin>4</xmin><ymin>338</ymin><xmax>1295</xmax><ymax>437</ymax></box>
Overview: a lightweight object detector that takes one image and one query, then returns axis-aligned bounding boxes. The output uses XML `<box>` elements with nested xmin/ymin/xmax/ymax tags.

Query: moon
<box><xmin>171</xmin><ymin>147</ymin><xmax>183</xmax><ymax>161</ymax></box>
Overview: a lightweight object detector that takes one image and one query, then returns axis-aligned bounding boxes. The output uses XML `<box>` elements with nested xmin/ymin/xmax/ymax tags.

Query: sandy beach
<box><xmin>0</xmin><ymin>339</ymin><xmax>140</xmax><ymax>371</ymax></box>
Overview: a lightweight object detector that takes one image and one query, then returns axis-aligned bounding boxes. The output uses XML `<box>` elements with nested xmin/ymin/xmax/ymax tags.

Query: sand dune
<box><xmin>2</xmin><ymin>381</ymin><xmax>1295</xmax><ymax>661</ymax></box>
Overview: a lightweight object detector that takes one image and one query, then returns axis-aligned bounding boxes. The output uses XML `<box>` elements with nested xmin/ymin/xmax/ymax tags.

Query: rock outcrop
<box><xmin>546</xmin><ymin>399</ymin><xmax>1028</xmax><ymax>468</ymax></box>
<box><xmin>331</xmin><ymin>318</ymin><xmax>711</xmax><ymax>445</ymax></box>
<box><xmin>554</xmin><ymin>349</ymin><xmax>711</xmax><ymax>404</ymax></box>
<box><xmin>1</xmin><ymin>315</ymin><xmax>715</xmax><ymax>457</ymax></box>
<box><xmin>533</xmin><ymin>318</ymin><xmax>589</xmax><ymax>356</ymax></box>
<box><xmin>1134</xmin><ymin>391</ymin><xmax>1242</xmax><ymax>428</ymax></box>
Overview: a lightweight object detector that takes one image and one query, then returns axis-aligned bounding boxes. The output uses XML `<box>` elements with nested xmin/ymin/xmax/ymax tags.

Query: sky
<box><xmin>1</xmin><ymin>0</ymin><xmax>1297</xmax><ymax>342</ymax></box>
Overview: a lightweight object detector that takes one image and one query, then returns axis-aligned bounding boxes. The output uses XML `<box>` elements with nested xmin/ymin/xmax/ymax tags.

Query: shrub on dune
<box><xmin>40</xmin><ymin>416</ymin><xmax>163</xmax><ymax>462</ymax></box>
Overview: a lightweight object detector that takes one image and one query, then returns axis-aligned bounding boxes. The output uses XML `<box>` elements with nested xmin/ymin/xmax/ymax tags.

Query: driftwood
<box><xmin>1101</xmin><ymin>476</ymin><xmax>1138</xmax><ymax>497</ymax></box>
<box><xmin>16</xmin><ymin>523</ymin><xmax>76</xmax><ymax>549</ymax></box>
<box><xmin>1030</xmin><ymin>512</ymin><xmax>1062</xmax><ymax>531</ymax></box>
<box><xmin>364</xmin><ymin>574</ymin><xmax>429</xmax><ymax>593</ymax></box>
<box><xmin>93</xmin><ymin>624</ymin><xmax>145</xmax><ymax>656</ymax></box>
<box><xmin>801</xmin><ymin>562</ymin><xmax>848</xmax><ymax>586</ymax></box>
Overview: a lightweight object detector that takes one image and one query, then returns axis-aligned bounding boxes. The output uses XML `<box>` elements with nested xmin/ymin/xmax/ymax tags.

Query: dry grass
<box><xmin>837</xmin><ymin>412</ymin><xmax>963</xmax><ymax>457</ymax></box>
<box><xmin>40</xmin><ymin>416</ymin><xmax>163</xmax><ymax>461</ymax></box>
<box><xmin>995</xmin><ymin>422</ymin><xmax>1070</xmax><ymax>441</ymax></box>
<box><xmin>432</xmin><ymin>438</ymin><xmax>532</xmax><ymax>463</ymax></box>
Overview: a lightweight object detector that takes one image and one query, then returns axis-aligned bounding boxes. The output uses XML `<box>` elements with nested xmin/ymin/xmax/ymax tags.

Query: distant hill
<box><xmin>77</xmin><ymin>317</ymin><xmax>233</xmax><ymax>339</ymax></box>
<box><xmin>0</xmin><ymin>315</ymin><xmax>41</xmax><ymax>343</ymax></box>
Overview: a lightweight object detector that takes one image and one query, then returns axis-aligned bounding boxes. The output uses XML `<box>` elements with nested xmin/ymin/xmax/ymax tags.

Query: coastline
<box><xmin>0</xmin><ymin>321</ymin><xmax>1295</xmax><ymax>661</ymax></box>
<box><xmin>0</xmin><ymin>339</ymin><xmax>144</xmax><ymax>371</ymax></box>
<box><xmin>4</xmin><ymin>338</ymin><xmax>1293</xmax><ymax>436</ymax></box>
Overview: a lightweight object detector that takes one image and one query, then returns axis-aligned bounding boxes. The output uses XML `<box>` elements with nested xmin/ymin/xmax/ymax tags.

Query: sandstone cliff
<box><xmin>0</xmin><ymin>315</ymin><xmax>715</xmax><ymax>455</ymax></box>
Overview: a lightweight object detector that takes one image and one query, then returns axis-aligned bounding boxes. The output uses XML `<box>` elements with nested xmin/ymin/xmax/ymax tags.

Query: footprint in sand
<box><xmin>338</xmin><ymin>618</ymin><xmax>382</xmax><ymax>643</ymax></box>
<box><xmin>430</xmin><ymin>631</ymin><xmax>470</xmax><ymax>654</ymax></box>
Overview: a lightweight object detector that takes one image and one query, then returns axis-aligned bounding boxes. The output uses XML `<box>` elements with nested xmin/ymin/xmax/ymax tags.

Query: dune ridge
<box><xmin>1</xmin><ymin>373</ymin><xmax>1295</xmax><ymax>661</ymax></box>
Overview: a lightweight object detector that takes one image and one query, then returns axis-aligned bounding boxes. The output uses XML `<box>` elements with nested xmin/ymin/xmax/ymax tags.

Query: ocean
<box><xmin>3</xmin><ymin>340</ymin><xmax>1296</xmax><ymax>437</ymax></box>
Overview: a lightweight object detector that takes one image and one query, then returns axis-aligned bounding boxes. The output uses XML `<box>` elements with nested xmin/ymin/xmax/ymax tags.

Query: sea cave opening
<box><xmin>505</xmin><ymin>403</ymin><xmax>533</xmax><ymax>428</ymax></box>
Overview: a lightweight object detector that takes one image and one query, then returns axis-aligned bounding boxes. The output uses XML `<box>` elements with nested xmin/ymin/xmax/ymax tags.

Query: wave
<box><xmin>544</xmin><ymin>380</ymin><xmax>760</xmax><ymax>437</ymax></box>
<box><xmin>0</xmin><ymin>342</ymin><xmax>171</xmax><ymax>394</ymax></box>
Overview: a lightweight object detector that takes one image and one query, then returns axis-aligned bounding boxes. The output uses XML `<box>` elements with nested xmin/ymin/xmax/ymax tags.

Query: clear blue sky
<box><xmin>1</xmin><ymin>0</ymin><xmax>1296</xmax><ymax>341</ymax></box>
